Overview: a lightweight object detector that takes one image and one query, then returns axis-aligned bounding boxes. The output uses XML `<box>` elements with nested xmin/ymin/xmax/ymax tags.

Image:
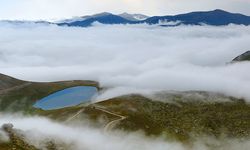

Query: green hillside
<box><xmin>38</xmin><ymin>93</ymin><xmax>250</xmax><ymax>142</ymax></box>
<box><xmin>0</xmin><ymin>74</ymin><xmax>250</xmax><ymax>149</ymax></box>
<box><xmin>0</xmin><ymin>74</ymin><xmax>25</xmax><ymax>90</ymax></box>
<box><xmin>0</xmin><ymin>74</ymin><xmax>99</xmax><ymax>112</ymax></box>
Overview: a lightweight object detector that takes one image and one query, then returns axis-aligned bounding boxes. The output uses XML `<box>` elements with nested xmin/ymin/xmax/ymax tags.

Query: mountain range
<box><xmin>1</xmin><ymin>9</ymin><xmax>250</xmax><ymax>27</ymax></box>
<box><xmin>58</xmin><ymin>9</ymin><xmax>250</xmax><ymax>27</ymax></box>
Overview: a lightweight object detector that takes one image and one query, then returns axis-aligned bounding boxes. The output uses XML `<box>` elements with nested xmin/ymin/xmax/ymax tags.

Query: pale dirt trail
<box><xmin>64</xmin><ymin>105</ymin><xmax>127</xmax><ymax>131</ymax></box>
<box><xmin>93</xmin><ymin>106</ymin><xmax>127</xmax><ymax>131</ymax></box>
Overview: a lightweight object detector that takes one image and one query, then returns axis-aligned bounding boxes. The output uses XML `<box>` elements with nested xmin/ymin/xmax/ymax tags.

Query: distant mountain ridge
<box><xmin>145</xmin><ymin>9</ymin><xmax>250</xmax><ymax>26</ymax></box>
<box><xmin>58</xmin><ymin>12</ymin><xmax>136</xmax><ymax>27</ymax></box>
<box><xmin>1</xmin><ymin>9</ymin><xmax>250</xmax><ymax>27</ymax></box>
<box><xmin>58</xmin><ymin>9</ymin><xmax>250</xmax><ymax>27</ymax></box>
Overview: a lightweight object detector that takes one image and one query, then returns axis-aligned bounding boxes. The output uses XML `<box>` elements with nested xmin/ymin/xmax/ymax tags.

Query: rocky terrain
<box><xmin>0</xmin><ymin>124</ymin><xmax>38</xmax><ymax>150</ymax></box>
<box><xmin>0</xmin><ymin>123</ymin><xmax>68</xmax><ymax>150</ymax></box>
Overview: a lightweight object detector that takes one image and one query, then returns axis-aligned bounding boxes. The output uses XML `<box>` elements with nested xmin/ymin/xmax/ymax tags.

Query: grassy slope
<box><xmin>37</xmin><ymin>94</ymin><xmax>250</xmax><ymax>142</ymax></box>
<box><xmin>0</xmin><ymin>74</ymin><xmax>25</xmax><ymax>90</ymax></box>
<box><xmin>3</xmin><ymin>95</ymin><xmax>249</xmax><ymax>149</ymax></box>
<box><xmin>1</xmin><ymin>74</ymin><xmax>249</xmax><ymax>144</ymax></box>
<box><xmin>94</xmin><ymin>95</ymin><xmax>250</xmax><ymax>141</ymax></box>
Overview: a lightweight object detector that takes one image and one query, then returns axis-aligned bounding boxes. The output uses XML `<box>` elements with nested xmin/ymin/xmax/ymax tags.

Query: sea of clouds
<box><xmin>0</xmin><ymin>23</ymin><xmax>250</xmax><ymax>150</ymax></box>
<box><xmin>0</xmin><ymin>24</ymin><xmax>250</xmax><ymax>101</ymax></box>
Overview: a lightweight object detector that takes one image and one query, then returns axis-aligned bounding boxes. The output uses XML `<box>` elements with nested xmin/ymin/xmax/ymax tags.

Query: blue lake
<box><xmin>34</xmin><ymin>86</ymin><xmax>98</xmax><ymax>110</ymax></box>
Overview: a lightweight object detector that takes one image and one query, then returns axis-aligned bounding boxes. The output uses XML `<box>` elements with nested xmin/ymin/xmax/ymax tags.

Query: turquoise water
<box><xmin>34</xmin><ymin>86</ymin><xmax>98</xmax><ymax>110</ymax></box>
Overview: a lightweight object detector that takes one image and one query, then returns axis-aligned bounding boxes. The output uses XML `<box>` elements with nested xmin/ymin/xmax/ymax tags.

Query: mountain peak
<box><xmin>213</xmin><ymin>9</ymin><xmax>227</xmax><ymax>13</ymax></box>
<box><xmin>118</xmin><ymin>13</ymin><xmax>149</xmax><ymax>21</ymax></box>
<box><xmin>92</xmin><ymin>12</ymin><xmax>113</xmax><ymax>18</ymax></box>
<box><xmin>120</xmin><ymin>12</ymin><xmax>129</xmax><ymax>15</ymax></box>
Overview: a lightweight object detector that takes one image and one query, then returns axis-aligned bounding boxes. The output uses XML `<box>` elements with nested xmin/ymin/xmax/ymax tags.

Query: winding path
<box><xmin>65</xmin><ymin>104</ymin><xmax>127</xmax><ymax>131</ymax></box>
<box><xmin>93</xmin><ymin>105</ymin><xmax>127</xmax><ymax>132</ymax></box>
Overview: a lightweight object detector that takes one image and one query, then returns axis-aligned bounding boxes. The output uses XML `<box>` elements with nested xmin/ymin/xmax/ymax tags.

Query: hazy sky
<box><xmin>0</xmin><ymin>0</ymin><xmax>250</xmax><ymax>20</ymax></box>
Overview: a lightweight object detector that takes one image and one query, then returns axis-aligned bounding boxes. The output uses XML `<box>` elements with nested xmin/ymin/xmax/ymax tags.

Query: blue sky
<box><xmin>0</xmin><ymin>0</ymin><xmax>250</xmax><ymax>20</ymax></box>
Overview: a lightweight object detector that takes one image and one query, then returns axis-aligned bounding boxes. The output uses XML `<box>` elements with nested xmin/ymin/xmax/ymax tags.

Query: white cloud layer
<box><xmin>0</xmin><ymin>114</ymin><xmax>184</xmax><ymax>150</ymax></box>
<box><xmin>0</xmin><ymin>114</ymin><xmax>250</xmax><ymax>150</ymax></box>
<box><xmin>0</xmin><ymin>24</ymin><xmax>250</xmax><ymax>101</ymax></box>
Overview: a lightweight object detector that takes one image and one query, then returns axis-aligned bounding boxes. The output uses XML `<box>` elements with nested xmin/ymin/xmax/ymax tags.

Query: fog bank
<box><xmin>0</xmin><ymin>24</ymin><xmax>250</xmax><ymax>100</ymax></box>
<box><xmin>0</xmin><ymin>114</ymin><xmax>249</xmax><ymax>150</ymax></box>
<box><xmin>0</xmin><ymin>114</ymin><xmax>184</xmax><ymax>150</ymax></box>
